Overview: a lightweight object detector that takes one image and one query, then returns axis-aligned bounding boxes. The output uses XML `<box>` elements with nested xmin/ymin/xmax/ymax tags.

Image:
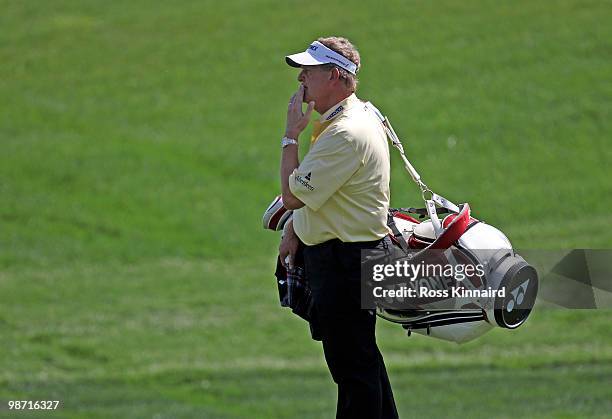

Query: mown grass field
<box><xmin>1</xmin><ymin>1</ymin><xmax>611</xmax><ymax>418</ymax></box>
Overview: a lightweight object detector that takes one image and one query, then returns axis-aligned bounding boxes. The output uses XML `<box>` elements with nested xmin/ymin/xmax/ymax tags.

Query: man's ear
<box><xmin>329</xmin><ymin>67</ymin><xmax>340</xmax><ymax>81</ymax></box>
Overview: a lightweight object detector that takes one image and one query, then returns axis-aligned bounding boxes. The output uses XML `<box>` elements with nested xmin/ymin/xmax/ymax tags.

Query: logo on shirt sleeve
<box><xmin>295</xmin><ymin>171</ymin><xmax>314</xmax><ymax>191</ymax></box>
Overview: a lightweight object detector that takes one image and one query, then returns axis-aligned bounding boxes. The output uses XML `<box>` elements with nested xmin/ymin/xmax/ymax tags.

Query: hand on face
<box><xmin>285</xmin><ymin>85</ymin><xmax>315</xmax><ymax>140</ymax></box>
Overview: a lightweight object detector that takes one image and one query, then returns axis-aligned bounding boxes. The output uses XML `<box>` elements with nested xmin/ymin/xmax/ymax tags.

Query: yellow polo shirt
<box><xmin>289</xmin><ymin>94</ymin><xmax>391</xmax><ymax>246</ymax></box>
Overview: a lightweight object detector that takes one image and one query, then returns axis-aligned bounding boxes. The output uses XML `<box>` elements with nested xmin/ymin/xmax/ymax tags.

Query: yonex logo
<box><xmin>506</xmin><ymin>279</ymin><xmax>530</xmax><ymax>312</ymax></box>
<box><xmin>305</xmin><ymin>172</ymin><xmax>312</xmax><ymax>181</ymax></box>
<box><xmin>309</xmin><ymin>45</ymin><xmax>318</xmax><ymax>51</ymax></box>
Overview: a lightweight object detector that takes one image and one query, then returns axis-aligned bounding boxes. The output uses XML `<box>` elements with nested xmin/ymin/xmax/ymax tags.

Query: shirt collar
<box><xmin>318</xmin><ymin>94</ymin><xmax>359</xmax><ymax>123</ymax></box>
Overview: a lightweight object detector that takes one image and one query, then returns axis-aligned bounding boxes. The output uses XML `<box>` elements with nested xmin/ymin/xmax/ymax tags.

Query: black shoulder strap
<box><xmin>387</xmin><ymin>213</ymin><xmax>410</xmax><ymax>254</ymax></box>
<box><xmin>396</xmin><ymin>207</ymin><xmax>452</xmax><ymax>219</ymax></box>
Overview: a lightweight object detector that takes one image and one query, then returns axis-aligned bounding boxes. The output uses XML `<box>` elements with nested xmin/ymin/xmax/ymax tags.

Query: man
<box><xmin>278</xmin><ymin>37</ymin><xmax>399</xmax><ymax>419</ymax></box>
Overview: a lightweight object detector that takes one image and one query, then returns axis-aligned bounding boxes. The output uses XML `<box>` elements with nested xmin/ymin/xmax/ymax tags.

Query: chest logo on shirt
<box><xmin>305</xmin><ymin>172</ymin><xmax>312</xmax><ymax>181</ymax></box>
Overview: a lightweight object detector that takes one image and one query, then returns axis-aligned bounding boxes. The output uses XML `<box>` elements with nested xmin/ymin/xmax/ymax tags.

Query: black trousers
<box><xmin>304</xmin><ymin>237</ymin><xmax>399</xmax><ymax>419</ymax></box>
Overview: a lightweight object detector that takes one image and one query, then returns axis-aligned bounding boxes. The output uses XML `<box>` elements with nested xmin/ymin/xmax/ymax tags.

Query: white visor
<box><xmin>286</xmin><ymin>41</ymin><xmax>358</xmax><ymax>75</ymax></box>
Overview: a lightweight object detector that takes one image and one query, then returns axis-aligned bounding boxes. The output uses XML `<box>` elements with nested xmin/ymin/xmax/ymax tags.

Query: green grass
<box><xmin>1</xmin><ymin>0</ymin><xmax>611</xmax><ymax>417</ymax></box>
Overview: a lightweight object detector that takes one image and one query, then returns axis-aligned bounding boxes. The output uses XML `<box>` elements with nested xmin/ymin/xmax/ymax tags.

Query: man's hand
<box><xmin>279</xmin><ymin>220</ymin><xmax>299</xmax><ymax>269</ymax></box>
<box><xmin>285</xmin><ymin>85</ymin><xmax>315</xmax><ymax>139</ymax></box>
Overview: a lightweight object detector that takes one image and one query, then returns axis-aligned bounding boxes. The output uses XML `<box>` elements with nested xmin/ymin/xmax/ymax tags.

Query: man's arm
<box><xmin>280</xmin><ymin>143</ymin><xmax>303</xmax><ymax>210</ymax></box>
<box><xmin>281</xmin><ymin>85</ymin><xmax>315</xmax><ymax>210</ymax></box>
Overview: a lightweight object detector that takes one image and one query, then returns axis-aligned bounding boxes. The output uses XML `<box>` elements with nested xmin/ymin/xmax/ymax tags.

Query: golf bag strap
<box><xmin>432</xmin><ymin>193</ymin><xmax>460</xmax><ymax>213</ymax></box>
<box><xmin>364</xmin><ymin>101</ymin><xmax>462</xmax><ymax>214</ymax></box>
<box><xmin>364</xmin><ymin>101</ymin><xmax>426</xmax><ymax>190</ymax></box>
<box><xmin>426</xmin><ymin>199</ymin><xmax>443</xmax><ymax>236</ymax></box>
<box><xmin>396</xmin><ymin>206</ymin><xmax>453</xmax><ymax>219</ymax></box>
<box><xmin>387</xmin><ymin>213</ymin><xmax>410</xmax><ymax>254</ymax></box>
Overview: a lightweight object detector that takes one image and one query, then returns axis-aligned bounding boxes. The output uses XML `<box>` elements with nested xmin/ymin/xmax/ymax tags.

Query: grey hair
<box><xmin>317</xmin><ymin>36</ymin><xmax>360</xmax><ymax>92</ymax></box>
